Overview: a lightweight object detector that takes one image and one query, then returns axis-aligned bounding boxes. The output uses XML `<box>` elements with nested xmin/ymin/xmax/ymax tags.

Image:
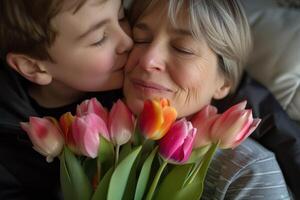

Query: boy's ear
<box><xmin>6</xmin><ymin>53</ymin><xmax>52</xmax><ymax>85</ymax></box>
<box><xmin>213</xmin><ymin>78</ymin><xmax>232</xmax><ymax>100</ymax></box>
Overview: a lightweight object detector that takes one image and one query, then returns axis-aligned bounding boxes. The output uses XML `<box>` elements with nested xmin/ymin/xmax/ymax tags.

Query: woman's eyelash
<box><xmin>133</xmin><ymin>36</ymin><xmax>152</xmax><ymax>44</ymax></box>
<box><xmin>173</xmin><ymin>46</ymin><xmax>194</xmax><ymax>54</ymax></box>
<box><xmin>134</xmin><ymin>40</ymin><xmax>150</xmax><ymax>44</ymax></box>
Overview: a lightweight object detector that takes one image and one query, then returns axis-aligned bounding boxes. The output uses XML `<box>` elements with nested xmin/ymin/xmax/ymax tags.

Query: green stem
<box><xmin>183</xmin><ymin>142</ymin><xmax>219</xmax><ymax>188</ymax></box>
<box><xmin>96</xmin><ymin>157</ymin><xmax>101</xmax><ymax>182</ymax></box>
<box><xmin>182</xmin><ymin>159</ymin><xmax>203</xmax><ymax>188</ymax></box>
<box><xmin>145</xmin><ymin>160</ymin><xmax>168</xmax><ymax>200</ymax></box>
<box><xmin>114</xmin><ymin>145</ymin><xmax>120</xmax><ymax>168</ymax></box>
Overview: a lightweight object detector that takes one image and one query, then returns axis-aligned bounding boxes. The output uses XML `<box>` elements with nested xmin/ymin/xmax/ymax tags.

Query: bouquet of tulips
<box><xmin>20</xmin><ymin>98</ymin><xmax>260</xmax><ymax>200</ymax></box>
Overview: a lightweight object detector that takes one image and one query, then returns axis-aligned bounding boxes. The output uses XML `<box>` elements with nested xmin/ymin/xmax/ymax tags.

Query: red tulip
<box><xmin>20</xmin><ymin>117</ymin><xmax>64</xmax><ymax>162</ymax></box>
<box><xmin>159</xmin><ymin>118</ymin><xmax>196</xmax><ymax>163</ymax></box>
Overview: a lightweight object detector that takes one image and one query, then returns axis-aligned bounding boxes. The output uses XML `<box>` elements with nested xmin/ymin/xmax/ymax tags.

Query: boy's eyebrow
<box><xmin>76</xmin><ymin>19</ymin><xmax>109</xmax><ymax>41</ymax></box>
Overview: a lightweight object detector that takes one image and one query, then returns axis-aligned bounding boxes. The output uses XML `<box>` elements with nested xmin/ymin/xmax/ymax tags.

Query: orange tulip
<box><xmin>138</xmin><ymin>99</ymin><xmax>177</xmax><ymax>140</ymax></box>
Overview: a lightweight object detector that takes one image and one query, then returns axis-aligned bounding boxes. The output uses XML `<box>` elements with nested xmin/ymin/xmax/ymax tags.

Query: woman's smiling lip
<box><xmin>131</xmin><ymin>78</ymin><xmax>173</xmax><ymax>93</ymax></box>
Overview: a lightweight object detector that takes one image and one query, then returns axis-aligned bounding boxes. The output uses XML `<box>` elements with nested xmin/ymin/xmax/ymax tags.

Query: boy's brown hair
<box><xmin>0</xmin><ymin>0</ymin><xmax>87</xmax><ymax>60</ymax></box>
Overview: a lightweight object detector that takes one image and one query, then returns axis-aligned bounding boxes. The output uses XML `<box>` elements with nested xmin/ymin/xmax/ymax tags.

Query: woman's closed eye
<box><xmin>133</xmin><ymin>37</ymin><xmax>151</xmax><ymax>44</ymax></box>
<box><xmin>172</xmin><ymin>45</ymin><xmax>195</xmax><ymax>55</ymax></box>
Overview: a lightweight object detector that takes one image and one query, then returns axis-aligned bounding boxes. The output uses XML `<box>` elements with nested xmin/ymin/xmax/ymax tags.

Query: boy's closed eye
<box><xmin>91</xmin><ymin>33</ymin><xmax>107</xmax><ymax>47</ymax></box>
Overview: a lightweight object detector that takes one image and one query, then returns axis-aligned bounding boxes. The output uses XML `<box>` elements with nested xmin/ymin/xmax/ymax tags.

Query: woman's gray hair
<box><xmin>129</xmin><ymin>0</ymin><xmax>252</xmax><ymax>92</ymax></box>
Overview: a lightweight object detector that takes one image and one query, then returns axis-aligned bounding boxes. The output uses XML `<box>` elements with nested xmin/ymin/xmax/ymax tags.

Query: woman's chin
<box><xmin>125</xmin><ymin>97</ymin><xmax>144</xmax><ymax>115</ymax></box>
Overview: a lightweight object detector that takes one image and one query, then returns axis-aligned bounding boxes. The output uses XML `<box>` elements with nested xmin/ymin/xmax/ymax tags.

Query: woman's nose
<box><xmin>138</xmin><ymin>43</ymin><xmax>166</xmax><ymax>72</ymax></box>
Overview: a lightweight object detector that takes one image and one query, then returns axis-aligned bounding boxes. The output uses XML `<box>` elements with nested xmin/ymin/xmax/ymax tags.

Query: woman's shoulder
<box><xmin>202</xmin><ymin>138</ymin><xmax>290</xmax><ymax>199</ymax></box>
<box><xmin>221</xmin><ymin>137</ymin><xmax>275</xmax><ymax>165</ymax></box>
<box><xmin>209</xmin><ymin>138</ymin><xmax>279</xmax><ymax>182</ymax></box>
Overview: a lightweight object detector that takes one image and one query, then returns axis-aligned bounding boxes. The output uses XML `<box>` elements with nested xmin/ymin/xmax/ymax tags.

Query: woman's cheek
<box><xmin>125</xmin><ymin>47</ymin><xmax>143</xmax><ymax>72</ymax></box>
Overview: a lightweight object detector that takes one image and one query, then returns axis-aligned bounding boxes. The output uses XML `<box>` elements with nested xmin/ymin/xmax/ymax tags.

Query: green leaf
<box><xmin>155</xmin><ymin>164</ymin><xmax>193</xmax><ymax>200</ymax></box>
<box><xmin>119</xmin><ymin>141</ymin><xmax>132</xmax><ymax>162</ymax></box>
<box><xmin>156</xmin><ymin>143</ymin><xmax>219</xmax><ymax>200</ymax></box>
<box><xmin>82</xmin><ymin>158</ymin><xmax>97</xmax><ymax>182</ymax></box>
<box><xmin>186</xmin><ymin>145</ymin><xmax>210</xmax><ymax>164</ymax></box>
<box><xmin>176</xmin><ymin>143</ymin><xmax>218</xmax><ymax>199</ymax></box>
<box><xmin>60</xmin><ymin>151</ymin><xmax>75</xmax><ymax>200</ymax></box>
<box><xmin>134</xmin><ymin>147</ymin><xmax>158</xmax><ymax>200</ymax></box>
<box><xmin>91</xmin><ymin>167</ymin><xmax>114</xmax><ymax>200</ymax></box>
<box><xmin>98</xmin><ymin>136</ymin><xmax>114</xmax><ymax>164</ymax></box>
<box><xmin>122</xmin><ymin>165</ymin><xmax>137</xmax><ymax>200</ymax></box>
<box><xmin>61</xmin><ymin>147</ymin><xmax>93</xmax><ymax>200</ymax></box>
<box><xmin>132</xmin><ymin>125</ymin><xmax>145</xmax><ymax>146</ymax></box>
<box><xmin>107</xmin><ymin>146</ymin><xmax>142</xmax><ymax>200</ymax></box>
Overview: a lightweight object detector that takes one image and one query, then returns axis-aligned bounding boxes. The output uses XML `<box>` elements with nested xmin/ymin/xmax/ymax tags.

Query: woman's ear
<box><xmin>213</xmin><ymin>78</ymin><xmax>232</xmax><ymax>100</ymax></box>
<box><xmin>6</xmin><ymin>53</ymin><xmax>52</xmax><ymax>85</ymax></box>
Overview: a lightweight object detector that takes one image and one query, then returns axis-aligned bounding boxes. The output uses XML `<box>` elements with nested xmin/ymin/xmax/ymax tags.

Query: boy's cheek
<box><xmin>87</xmin><ymin>56</ymin><xmax>115</xmax><ymax>72</ymax></box>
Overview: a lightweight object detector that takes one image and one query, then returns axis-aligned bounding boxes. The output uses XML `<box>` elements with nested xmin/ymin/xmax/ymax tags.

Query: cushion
<box><xmin>242</xmin><ymin>0</ymin><xmax>300</xmax><ymax>122</ymax></box>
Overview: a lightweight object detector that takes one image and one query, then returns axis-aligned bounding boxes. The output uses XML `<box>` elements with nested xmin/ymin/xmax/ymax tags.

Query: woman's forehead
<box><xmin>137</xmin><ymin>0</ymin><xmax>190</xmax><ymax>28</ymax></box>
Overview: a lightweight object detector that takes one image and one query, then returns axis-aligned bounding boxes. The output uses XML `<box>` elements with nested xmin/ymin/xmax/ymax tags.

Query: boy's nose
<box><xmin>117</xmin><ymin>34</ymin><xmax>133</xmax><ymax>54</ymax></box>
<box><xmin>116</xmin><ymin>23</ymin><xmax>133</xmax><ymax>54</ymax></box>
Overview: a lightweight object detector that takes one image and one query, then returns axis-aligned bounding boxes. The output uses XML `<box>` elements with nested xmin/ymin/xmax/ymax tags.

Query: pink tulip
<box><xmin>71</xmin><ymin>113</ymin><xmax>108</xmax><ymax>158</ymax></box>
<box><xmin>108</xmin><ymin>100</ymin><xmax>135</xmax><ymax>145</ymax></box>
<box><xmin>159</xmin><ymin>118</ymin><xmax>196</xmax><ymax>164</ymax></box>
<box><xmin>191</xmin><ymin>105</ymin><xmax>219</xmax><ymax>148</ymax></box>
<box><xmin>210</xmin><ymin>101</ymin><xmax>261</xmax><ymax>149</ymax></box>
<box><xmin>76</xmin><ymin>98</ymin><xmax>108</xmax><ymax>124</ymax></box>
<box><xmin>20</xmin><ymin>117</ymin><xmax>64</xmax><ymax>162</ymax></box>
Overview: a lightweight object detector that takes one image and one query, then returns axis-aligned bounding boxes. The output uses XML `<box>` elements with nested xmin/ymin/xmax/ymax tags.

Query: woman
<box><xmin>123</xmin><ymin>0</ymin><xmax>291</xmax><ymax>199</ymax></box>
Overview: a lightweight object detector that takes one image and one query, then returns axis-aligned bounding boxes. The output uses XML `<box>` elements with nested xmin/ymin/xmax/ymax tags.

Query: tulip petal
<box><xmin>231</xmin><ymin>118</ymin><xmax>261</xmax><ymax>149</ymax></box>
<box><xmin>20</xmin><ymin>117</ymin><xmax>64</xmax><ymax>162</ymax></box>
<box><xmin>72</xmin><ymin>114</ymin><xmax>104</xmax><ymax>158</ymax></box>
<box><xmin>170</xmin><ymin>127</ymin><xmax>196</xmax><ymax>163</ymax></box>
<box><xmin>152</xmin><ymin>106</ymin><xmax>177</xmax><ymax>140</ymax></box>
<box><xmin>159</xmin><ymin>119</ymin><xmax>196</xmax><ymax>164</ymax></box>
<box><xmin>191</xmin><ymin>105</ymin><xmax>219</xmax><ymax>148</ymax></box>
<box><xmin>88</xmin><ymin>98</ymin><xmax>108</xmax><ymax>124</ymax></box>
<box><xmin>139</xmin><ymin>100</ymin><xmax>163</xmax><ymax>139</ymax></box>
<box><xmin>109</xmin><ymin>100</ymin><xmax>134</xmax><ymax>145</ymax></box>
<box><xmin>159</xmin><ymin>119</ymin><xmax>188</xmax><ymax>160</ymax></box>
<box><xmin>59</xmin><ymin>112</ymin><xmax>78</xmax><ymax>152</ymax></box>
<box><xmin>76</xmin><ymin>98</ymin><xmax>108</xmax><ymax>123</ymax></box>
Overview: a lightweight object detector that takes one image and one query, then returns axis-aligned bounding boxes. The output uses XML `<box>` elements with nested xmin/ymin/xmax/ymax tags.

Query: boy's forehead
<box><xmin>61</xmin><ymin>0</ymin><xmax>108</xmax><ymax>14</ymax></box>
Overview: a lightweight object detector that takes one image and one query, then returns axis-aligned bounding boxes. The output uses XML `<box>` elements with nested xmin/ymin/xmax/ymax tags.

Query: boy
<box><xmin>0</xmin><ymin>0</ymin><xmax>132</xmax><ymax>199</ymax></box>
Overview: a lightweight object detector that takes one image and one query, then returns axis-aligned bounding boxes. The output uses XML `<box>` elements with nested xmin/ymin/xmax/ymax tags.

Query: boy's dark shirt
<box><xmin>0</xmin><ymin>59</ymin><xmax>122</xmax><ymax>200</ymax></box>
